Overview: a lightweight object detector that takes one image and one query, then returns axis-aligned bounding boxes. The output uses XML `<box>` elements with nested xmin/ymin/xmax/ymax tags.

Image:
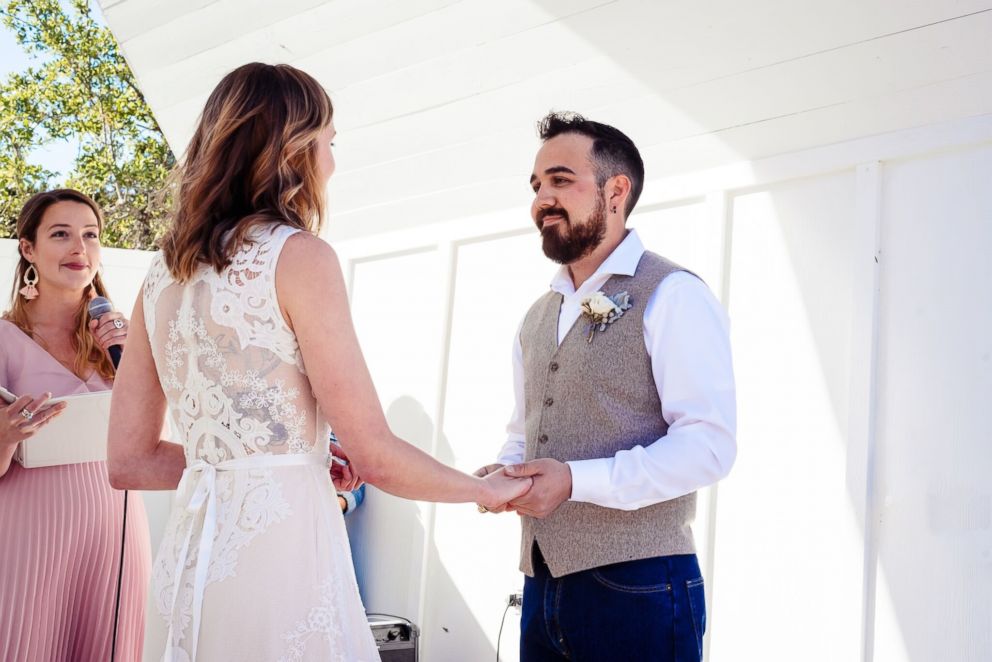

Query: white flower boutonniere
<box><xmin>579</xmin><ymin>290</ymin><xmax>633</xmax><ymax>343</ymax></box>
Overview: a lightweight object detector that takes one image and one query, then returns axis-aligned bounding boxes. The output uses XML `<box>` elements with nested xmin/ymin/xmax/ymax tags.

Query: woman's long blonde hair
<box><xmin>4</xmin><ymin>189</ymin><xmax>116</xmax><ymax>381</ymax></box>
<box><xmin>162</xmin><ymin>62</ymin><xmax>334</xmax><ymax>282</ymax></box>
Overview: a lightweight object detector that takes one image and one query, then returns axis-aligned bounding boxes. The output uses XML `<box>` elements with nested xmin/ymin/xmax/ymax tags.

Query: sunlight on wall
<box><xmin>710</xmin><ymin>184</ymin><xmax>866</xmax><ymax>661</ymax></box>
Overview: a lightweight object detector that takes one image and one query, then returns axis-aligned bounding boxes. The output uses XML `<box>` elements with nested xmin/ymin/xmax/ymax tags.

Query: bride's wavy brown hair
<box><xmin>162</xmin><ymin>62</ymin><xmax>333</xmax><ymax>282</ymax></box>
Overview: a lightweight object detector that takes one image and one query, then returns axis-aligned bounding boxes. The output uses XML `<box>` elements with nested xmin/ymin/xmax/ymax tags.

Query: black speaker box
<box><xmin>369</xmin><ymin>615</ymin><xmax>418</xmax><ymax>662</ymax></box>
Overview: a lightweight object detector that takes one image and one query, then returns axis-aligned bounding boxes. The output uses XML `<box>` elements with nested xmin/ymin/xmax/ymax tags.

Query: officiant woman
<box><xmin>0</xmin><ymin>188</ymin><xmax>151</xmax><ymax>662</ymax></box>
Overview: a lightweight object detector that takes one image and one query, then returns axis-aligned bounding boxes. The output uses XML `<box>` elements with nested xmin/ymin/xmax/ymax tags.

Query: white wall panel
<box><xmin>711</xmin><ymin>172</ymin><xmax>865</xmax><ymax>661</ymax></box>
<box><xmin>630</xmin><ymin>200</ymin><xmax>724</xmax><ymax>292</ymax></box>
<box><xmin>873</xmin><ymin>144</ymin><xmax>992</xmax><ymax>662</ymax></box>
<box><xmin>345</xmin><ymin>249</ymin><xmax>445</xmax><ymax>622</ymax></box>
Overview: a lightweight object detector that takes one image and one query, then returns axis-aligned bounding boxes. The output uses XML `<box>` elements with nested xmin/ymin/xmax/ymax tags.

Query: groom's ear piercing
<box><xmin>611</xmin><ymin>206</ymin><xmax>617</xmax><ymax>213</ymax></box>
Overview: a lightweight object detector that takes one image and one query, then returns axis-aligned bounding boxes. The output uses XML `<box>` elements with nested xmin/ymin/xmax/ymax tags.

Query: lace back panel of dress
<box><xmin>143</xmin><ymin>225</ymin><xmax>324</xmax><ymax>463</ymax></box>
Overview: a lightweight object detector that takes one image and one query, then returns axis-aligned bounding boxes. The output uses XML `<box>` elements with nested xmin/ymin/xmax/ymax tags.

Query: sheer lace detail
<box><xmin>152</xmin><ymin>468</ymin><xmax>292</xmax><ymax>628</ymax></box>
<box><xmin>142</xmin><ymin>252</ymin><xmax>171</xmax><ymax>339</ymax></box>
<box><xmin>163</xmin><ymin>307</ymin><xmax>309</xmax><ymax>455</ymax></box>
<box><xmin>205</xmin><ymin>228</ymin><xmax>301</xmax><ymax>368</ymax></box>
<box><xmin>278</xmin><ymin>578</ymin><xmax>346</xmax><ymax>662</ymax></box>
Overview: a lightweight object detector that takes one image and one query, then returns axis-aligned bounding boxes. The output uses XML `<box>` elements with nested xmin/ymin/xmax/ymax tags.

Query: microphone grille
<box><xmin>88</xmin><ymin>296</ymin><xmax>113</xmax><ymax>318</ymax></box>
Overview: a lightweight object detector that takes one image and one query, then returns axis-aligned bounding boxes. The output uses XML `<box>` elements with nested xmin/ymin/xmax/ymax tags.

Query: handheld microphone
<box><xmin>87</xmin><ymin>296</ymin><xmax>123</xmax><ymax>369</ymax></box>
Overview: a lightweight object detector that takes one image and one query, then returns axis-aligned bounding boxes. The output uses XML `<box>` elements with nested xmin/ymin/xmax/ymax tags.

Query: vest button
<box><xmin>549</xmin><ymin>362</ymin><xmax>559</xmax><ymax>372</ymax></box>
<box><xmin>538</xmin><ymin>434</ymin><xmax>549</xmax><ymax>444</ymax></box>
<box><xmin>544</xmin><ymin>397</ymin><xmax>554</xmax><ymax>407</ymax></box>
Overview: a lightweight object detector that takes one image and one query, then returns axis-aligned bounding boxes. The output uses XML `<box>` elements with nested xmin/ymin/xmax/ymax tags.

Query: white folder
<box><xmin>13</xmin><ymin>390</ymin><xmax>112</xmax><ymax>468</ymax></box>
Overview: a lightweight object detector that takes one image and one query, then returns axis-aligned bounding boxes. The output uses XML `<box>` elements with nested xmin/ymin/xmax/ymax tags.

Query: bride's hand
<box><xmin>479</xmin><ymin>467</ymin><xmax>532</xmax><ymax>511</ymax></box>
<box><xmin>474</xmin><ymin>463</ymin><xmax>509</xmax><ymax>513</ymax></box>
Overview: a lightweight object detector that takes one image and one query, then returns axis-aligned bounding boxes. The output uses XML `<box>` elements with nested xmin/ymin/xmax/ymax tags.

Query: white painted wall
<box><xmin>98</xmin><ymin>0</ymin><xmax>992</xmax><ymax>241</ymax></box>
<box><xmin>871</xmin><ymin>146</ymin><xmax>992</xmax><ymax>662</ymax></box>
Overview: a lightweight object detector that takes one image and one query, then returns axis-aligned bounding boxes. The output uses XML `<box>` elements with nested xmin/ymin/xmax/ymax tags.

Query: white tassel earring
<box><xmin>19</xmin><ymin>264</ymin><xmax>39</xmax><ymax>300</ymax></box>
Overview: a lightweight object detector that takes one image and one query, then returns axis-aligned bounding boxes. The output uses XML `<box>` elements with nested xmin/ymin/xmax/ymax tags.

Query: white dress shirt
<box><xmin>497</xmin><ymin>229</ymin><xmax>737</xmax><ymax>510</ymax></box>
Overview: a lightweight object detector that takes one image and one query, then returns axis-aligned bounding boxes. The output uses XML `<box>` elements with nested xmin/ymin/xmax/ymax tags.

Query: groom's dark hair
<box><xmin>537</xmin><ymin>111</ymin><xmax>645</xmax><ymax>218</ymax></box>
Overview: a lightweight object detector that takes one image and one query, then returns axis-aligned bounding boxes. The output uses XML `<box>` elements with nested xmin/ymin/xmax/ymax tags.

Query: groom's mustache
<box><xmin>536</xmin><ymin>207</ymin><xmax>569</xmax><ymax>230</ymax></box>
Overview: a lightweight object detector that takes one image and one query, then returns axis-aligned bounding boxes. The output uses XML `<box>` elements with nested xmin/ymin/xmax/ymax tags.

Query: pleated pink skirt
<box><xmin>0</xmin><ymin>460</ymin><xmax>151</xmax><ymax>662</ymax></box>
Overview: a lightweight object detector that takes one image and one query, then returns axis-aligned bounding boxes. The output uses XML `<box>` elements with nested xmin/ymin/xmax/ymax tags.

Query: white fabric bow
<box><xmin>162</xmin><ymin>452</ymin><xmax>329</xmax><ymax>662</ymax></box>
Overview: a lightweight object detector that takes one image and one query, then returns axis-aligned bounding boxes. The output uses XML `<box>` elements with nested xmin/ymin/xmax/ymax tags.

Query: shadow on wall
<box><xmin>710</xmin><ymin>173</ymin><xmax>871</xmax><ymax>661</ymax></box>
<box><xmin>758</xmin><ymin>160</ymin><xmax>992</xmax><ymax>661</ymax></box>
<box><xmin>346</xmin><ymin>395</ymin><xmax>497</xmax><ymax>659</ymax></box>
<box><xmin>348</xmin><ymin>396</ymin><xmax>431</xmax><ymax>619</ymax></box>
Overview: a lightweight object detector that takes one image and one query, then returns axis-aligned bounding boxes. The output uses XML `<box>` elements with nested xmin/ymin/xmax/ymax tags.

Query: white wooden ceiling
<box><xmin>97</xmin><ymin>0</ymin><xmax>992</xmax><ymax>239</ymax></box>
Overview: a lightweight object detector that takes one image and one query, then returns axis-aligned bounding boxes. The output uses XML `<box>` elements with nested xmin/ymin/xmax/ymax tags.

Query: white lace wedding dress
<box><xmin>142</xmin><ymin>224</ymin><xmax>381</xmax><ymax>662</ymax></box>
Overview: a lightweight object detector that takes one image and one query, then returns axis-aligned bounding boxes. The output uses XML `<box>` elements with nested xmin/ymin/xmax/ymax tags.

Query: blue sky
<box><xmin>1</xmin><ymin>0</ymin><xmax>108</xmax><ymax>179</ymax></box>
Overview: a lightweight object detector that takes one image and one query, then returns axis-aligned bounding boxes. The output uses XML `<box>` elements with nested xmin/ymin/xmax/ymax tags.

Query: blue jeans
<box><xmin>521</xmin><ymin>545</ymin><xmax>706</xmax><ymax>662</ymax></box>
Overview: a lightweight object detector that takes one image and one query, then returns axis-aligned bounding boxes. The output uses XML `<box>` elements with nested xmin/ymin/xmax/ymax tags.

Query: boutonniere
<box><xmin>579</xmin><ymin>291</ymin><xmax>632</xmax><ymax>343</ymax></box>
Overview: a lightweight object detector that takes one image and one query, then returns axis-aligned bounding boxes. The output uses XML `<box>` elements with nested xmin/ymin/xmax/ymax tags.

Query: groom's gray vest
<box><xmin>519</xmin><ymin>251</ymin><xmax>697</xmax><ymax>578</ymax></box>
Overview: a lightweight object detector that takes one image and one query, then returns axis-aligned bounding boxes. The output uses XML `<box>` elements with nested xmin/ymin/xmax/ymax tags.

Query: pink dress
<box><xmin>0</xmin><ymin>319</ymin><xmax>151</xmax><ymax>662</ymax></box>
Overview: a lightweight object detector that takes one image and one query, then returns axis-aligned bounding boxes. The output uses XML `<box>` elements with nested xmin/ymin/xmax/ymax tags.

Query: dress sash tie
<box><xmin>163</xmin><ymin>452</ymin><xmax>329</xmax><ymax>662</ymax></box>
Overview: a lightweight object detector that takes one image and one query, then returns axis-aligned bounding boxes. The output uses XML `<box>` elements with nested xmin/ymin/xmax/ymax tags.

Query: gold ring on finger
<box><xmin>477</xmin><ymin>504</ymin><xmax>489</xmax><ymax>513</ymax></box>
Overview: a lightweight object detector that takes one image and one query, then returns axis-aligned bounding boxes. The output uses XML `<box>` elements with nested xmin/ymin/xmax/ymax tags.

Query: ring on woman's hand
<box><xmin>19</xmin><ymin>408</ymin><xmax>34</xmax><ymax>421</ymax></box>
<box><xmin>113</xmin><ymin>319</ymin><xmax>125</xmax><ymax>329</ymax></box>
<box><xmin>477</xmin><ymin>504</ymin><xmax>489</xmax><ymax>513</ymax></box>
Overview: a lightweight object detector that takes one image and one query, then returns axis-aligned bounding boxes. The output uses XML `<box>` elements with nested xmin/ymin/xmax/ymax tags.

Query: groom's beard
<box><xmin>537</xmin><ymin>194</ymin><xmax>607</xmax><ymax>265</ymax></box>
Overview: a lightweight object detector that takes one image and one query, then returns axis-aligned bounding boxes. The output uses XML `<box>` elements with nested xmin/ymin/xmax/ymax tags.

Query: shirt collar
<box><xmin>549</xmin><ymin>229</ymin><xmax>645</xmax><ymax>296</ymax></box>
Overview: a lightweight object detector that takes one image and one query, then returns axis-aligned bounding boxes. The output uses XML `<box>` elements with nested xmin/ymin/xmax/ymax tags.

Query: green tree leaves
<box><xmin>0</xmin><ymin>0</ymin><xmax>174</xmax><ymax>249</ymax></box>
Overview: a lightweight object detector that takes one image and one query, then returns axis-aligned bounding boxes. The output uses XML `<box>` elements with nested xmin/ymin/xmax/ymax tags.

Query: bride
<box><xmin>107</xmin><ymin>62</ymin><xmax>531</xmax><ymax>662</ymax></box>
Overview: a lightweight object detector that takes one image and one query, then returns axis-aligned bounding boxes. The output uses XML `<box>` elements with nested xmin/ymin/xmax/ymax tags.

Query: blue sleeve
<box><xmin>339</xmin><ymin>484</ymin><xmax>365</xmax><ymax>515</ymax></box>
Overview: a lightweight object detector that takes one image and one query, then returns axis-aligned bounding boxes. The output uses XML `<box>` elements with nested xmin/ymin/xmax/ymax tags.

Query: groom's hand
<box><xmin>504</xmin><ymin>459</ymin><xmax>572</xmax><ymax>519</ymax></box>
<box><xmin>473</xmin><ymin>463</ymin><xmax>511</xmax><ymax>513</ymax></box>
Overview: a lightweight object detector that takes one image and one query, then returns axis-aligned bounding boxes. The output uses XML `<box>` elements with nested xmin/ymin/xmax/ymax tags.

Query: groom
<box><xmin>477</xmin><ymin>112</ymin><xmax>737</xmax><ymax>661</ymax></box>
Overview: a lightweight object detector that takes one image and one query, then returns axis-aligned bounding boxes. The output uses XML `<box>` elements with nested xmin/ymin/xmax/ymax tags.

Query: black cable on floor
<box><xmin>110</xmin><ymin>489</ymin><xmax>128</xmax><ymax>662</ymax></box>
<box><xmin>495</xmin><ymin>601</ymin><xmax>512</xmax><ymax>662</ymax></box>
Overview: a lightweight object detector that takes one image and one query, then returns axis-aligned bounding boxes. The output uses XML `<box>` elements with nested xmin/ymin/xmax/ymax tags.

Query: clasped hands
<box><xmin>328</xmin><ymin>443</ymin><xmax>570</xmax><ymax>518</ymax></box>
<box><xmin>474</xmin><ymin>459</ymin><xmax>572</xmax><ymax>519</ymax></box>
